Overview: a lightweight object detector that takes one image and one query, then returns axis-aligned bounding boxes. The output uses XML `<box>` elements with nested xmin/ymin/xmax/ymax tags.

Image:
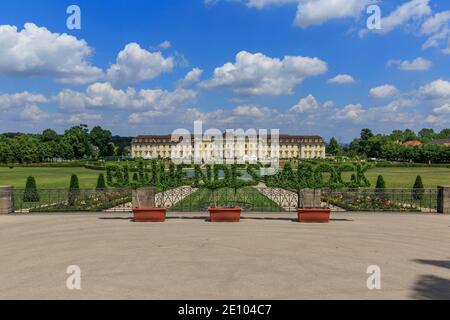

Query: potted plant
<box><xmin>130</xmin><ymin>159</ymin><xmax>167</xmax><ymax>222</ymax></box>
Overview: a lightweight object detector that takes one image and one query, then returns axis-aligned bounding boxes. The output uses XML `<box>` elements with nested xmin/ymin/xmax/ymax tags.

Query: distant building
<box><xmin>430</xmin><ymin>139</ymin><xmax>450</xmax><ymax>147</ymax></box>
<box><xmin>403</xmin><ymin>140</ymin><xmax>422</xmax><ymax>147</ymax></box>
<box><xmin>131</xmin><ymin>134</ymin><xmax>326</xmax><ymax>162</ymax></box>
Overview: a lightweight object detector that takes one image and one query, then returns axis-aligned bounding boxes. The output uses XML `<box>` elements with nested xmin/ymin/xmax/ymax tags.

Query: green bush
<box><xmin>412</xmin><ymin>175</ymin><xmax>425</xmax><ymax>200</ymax></box>
<box><xmin>123</xmin><ymin>165</ymin><xmax>130</xmax><ymax>184</ymax></box>
<box><xmin>68</xmin><ymin>174</ymin><xmax>80</xmax><ymax>206</ymax></box>
<box><xmin>375</xmin><ymin>175</ymin><xmax>386</xmax><ymax>189</ymax></box>
<box><xmin>96</xmin><ymin>173</ymin><xmax>106</xmax><ymax>190</ymax></box>
<box><xmin>23</xmin><ymin>176</ymin><xmax>40</xmax><ymax>202</ymax></box>
<box><xmin>106</xmin><ymin>166</ymin><xmax>113</xmax><ymax>185</ymax></box>
<box><xmin>375</xmin><ymin>175</ymin><xmax>387</xmax><ymax>200</ymax></box>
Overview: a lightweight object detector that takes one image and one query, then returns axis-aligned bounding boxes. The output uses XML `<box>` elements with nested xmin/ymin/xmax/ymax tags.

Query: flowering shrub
<box><xmin>322</xmin><ymin>191</ymin><xmax>420</xmax><ymax>212</ymax></box>
<box><xmin>31</xmin><ymin>189</ymin><xmax>131</xmax><ymax>212</ymax></box>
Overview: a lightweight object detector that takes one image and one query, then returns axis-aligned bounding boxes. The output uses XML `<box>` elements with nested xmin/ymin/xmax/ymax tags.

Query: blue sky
<box><xmin>0</xmin><ymin>0</ymin><xmax>449</xmax><ymax>142</ymax></box>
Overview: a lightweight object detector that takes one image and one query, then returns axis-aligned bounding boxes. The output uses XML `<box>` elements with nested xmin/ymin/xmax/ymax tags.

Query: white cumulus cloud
<box><xmin>327</xmin><ymin>74</ymin><xmax>355</xmax><ymax>85</ymax></box>
<box><xmin>0</xmin><ymin>23</ymin><xmax>102</xmax><ymax>85</ymax></box>
<box><xmin>295</xmin><ymin>0</ymin><xmax>374</xmax><ymax>28</ymax></box>
<box><xmin>433</xmin><ymin>103</ymin><xmax>450</xmax><ymax>114</ymax></box>
<box><xmin>369</xmin><ymin>85</ymin><xmax>400</xmax><ymax>99</ymax></box>
<box><xmin>290</xmin><ymin>94</ymin><xmax>320</xmax><ymax>113</ymax></box>
<box><xmin>179</xmin><ymin>68</ymin><xmax>203</xmax><ymax>87</ymax></box>
<box><xmin>388</xmin><ymin>57</ymin><xmax>432</xmax><ymax>71</ymax></box>
<box><xmin>419</xmin><ymin>79</ymin><xmax>450</xmax><ymax>99</ymax></box>
<box><xmin>335</xmin><ymin>104</ymin><xmax>364</xmax><ymax>122</ymax></box>
<box><xmin>373</xmin><ymin>0</ymin><xmax>431</xmax><ymax>34</ymax></box>
<box><xmin>55</xmin><ymin>82</ymin><xmax>197</xmax><ymax>113</ymax></box>
<box><xmin>106</xmin><ymin>43</ymin><xmax>174</xmax><ymax>86</ymax></box>
<box><xmin>201</xmin><ymin>51</ymin><xmax>327</xmax><ymax>96</ymax></box>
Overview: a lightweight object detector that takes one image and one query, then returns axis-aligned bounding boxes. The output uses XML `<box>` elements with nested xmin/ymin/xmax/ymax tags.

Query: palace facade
<box><xmin>131</xmin><ymin>134</ymin><xmax>326</xmax><ymax>161</ymax></box>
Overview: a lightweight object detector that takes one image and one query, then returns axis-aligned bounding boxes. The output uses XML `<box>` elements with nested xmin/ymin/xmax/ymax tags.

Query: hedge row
<box><xmin>374</xmin><ymin>162</ymin><xmax>450</xmax><ymax>168</ymax></box>
<box><xmin>0</xmin><ymin>161</ymin><xmax>87</xmax><ymax>168</ymax></box>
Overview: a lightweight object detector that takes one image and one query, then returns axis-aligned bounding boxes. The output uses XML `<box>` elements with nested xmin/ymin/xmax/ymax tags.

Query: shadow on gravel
<box><xmin>98</xmin><ymin>216</ymin><xmax>354</xmax><ymax>223</ymax></box>
<box><xmin>241</xmin><ymin>217</ymin><xmax>297</xmax><ymax>222</ymax></box>
<box><xmin>411</xmin><ymin>258</ymin><xmax>450</xmax><ymax>300</ymax></box>
<box><xmin>414</xmin><ymin>259</ymin><xmax>450</xmax><ymax>270</ymax></box>
<box><xmin>412</xmin><ymin>275</ymin><xmax>450</xmax><ymax>300</ymax></box>
<box><xmin>167</xmin><ymin>216</ymin><xmax>208</xmax><ymax>221</ymax></box>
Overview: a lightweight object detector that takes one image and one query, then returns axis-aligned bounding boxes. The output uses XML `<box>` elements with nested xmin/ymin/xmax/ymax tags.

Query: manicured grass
<box><xmin>170</xmin><ymin>187</ymin><xmax>284</xmax><ymax>212</ymax></box>
<box><xmin>1</xmin><ymin>166</ymin><xmax>449</xmax><ymax>190</ymax></box>
<box><xmin>342</xmin><ymin>167</ymin><xmax>450</xmax><ymax>189</ymax></box>
<box><xmin>0</xmin><ymin>167</ymin><xmax>104</xmax><ymax>189</ymax></box>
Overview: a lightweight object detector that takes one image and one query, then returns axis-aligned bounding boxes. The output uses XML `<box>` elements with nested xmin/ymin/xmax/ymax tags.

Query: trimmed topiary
<box><xmin>23</xmin><ymin>176</ymin><xmax>40</xmax><ymax>202</ymax></box>
<box><xmin>123</xmin><ymin>165</ymin><xmax>130</xmax><ymax>184</ymax></box>
<box><xmin>375</xmin><ymin>175</ymin><xmax>387</xmax><ymax>200</ymax></box>
<box><xmin>96</xmin><ymin>173</ymin><xmax>106</xmax><ymax>190</ymax></box>
<box><xmin>106</xmin><ymin>166</ymin><xmax>113</xmax><ymax>185</ymax></box>
<box><xmin>68</xmin><ymin>174</ymin><xmax>80</xmax><ymax>206</ymax></box>
<box><xmin>412</xmin><ymin>175</ymin><xmax>424</xmax><ymax>200</ymax></box>
<box><xmin>375</xmin><ymin>175</ymin><xmax>386</xmax><ymax>189</ymax></box>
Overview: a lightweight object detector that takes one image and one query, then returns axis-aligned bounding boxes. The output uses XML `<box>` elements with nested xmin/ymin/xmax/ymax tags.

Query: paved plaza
<box><xmin>0</xmin><ymin>212</ymin><xmax>449</xmax><ymax>300</ymax></box>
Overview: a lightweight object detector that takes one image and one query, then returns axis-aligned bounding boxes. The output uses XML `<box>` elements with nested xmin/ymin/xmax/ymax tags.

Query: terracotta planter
<box><xmin>209</xmin><ymin>207</ymin><xmax>241</xmax><ymax>222</ymax></box>
<box><xmin>297</xmin><ymin>208</ymin><xmax>331</xmax><ymax>223</ymax></box>
<box><xmin>132</xmin><ymin>208</ymin><xmax>166</xmax><ymax>222</ymax></box>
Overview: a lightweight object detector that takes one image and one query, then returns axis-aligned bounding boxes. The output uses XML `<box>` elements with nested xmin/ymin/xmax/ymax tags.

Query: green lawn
<box><xmin>343</xmin><ymin>167</ymin><xmax>450</xmax><ymax>189</ymax></box>
<box><xmin>1</xmin><ymin>166</ymin><xmax>449</xmax><ymax>190</ymax></box>
<box><xmin>0</xmin><ymin>167</ymin><xmax>103</xmax><ymax>189</ymax></box>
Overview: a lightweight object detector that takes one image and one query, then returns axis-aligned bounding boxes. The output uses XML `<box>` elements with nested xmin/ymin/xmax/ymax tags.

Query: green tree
<box><xmin>0</xmin><ymin>140</ymin><xmax>13</xmax><ymax>163</ymax></box>
<box><xmin>327</xmin><ymin>137</ymin><xmax>341</xmax><ymax>156</ymax></box>
<box><xmin>361</xmin><ymin>128</ymin><xmax>374</xmax><ymax>141</ymax></box>
<box><xmin>68</xmin><ymin>174</ymin><xmax>80</xmax><ymax>206</ymax></box>
<box><xmin>348</xmin><ymin>129</ymin><xmax>374</xmax><ymax>157</ymax></box>
<box><xmin>62</xmin><ymin>125</ymin><xmax>93</xmax><ymax>159</ymax></box>
<box><xmin>412</xmin><ymin>176</ymin><xmax>425</xmax><ymax>200</ymax></box>
<box><xmin>10</xmin><ymin>135</ymin><xmax>40</xmax><ymax>163</ymax></box>
<box><xmin>40</xmin><ymin>129</ymin><xmax>59</xmax><ymax>143</ymax></box>
<box><xmin>402</xmin><ymin>129</ymin><xmax>417</xmax><ymax>142</ymax></box>
<box><xmin>96</xmin><ymin>173</ymin><xmax>107</xmax><ymax>190</ymax></box>
<box><xmin>390</xmin><ymin>130</ymin><xmax>404</xmax><ymax>142</ymax></box>
<box><xmin>437</xmin><ymin>128</ymin><xmax>450</xmax><ymax>139</ymax></box>
<box><xmin>418</xmin><ymin>128</ymin><xmax>436</xmax><ymax>143</ymax></box>
<box><xmin>89</xmin><ymin>126</ymin><xmax>114</xmax><ymax>157</ymax></box>
<box><xmin>368</xmin><ymin>135</ymin><xmax>391</xmax><ymax>158</ymax></box>
<box><xmin>23</xmin><ymin>176</ymin><xmax>40</xmax><ymax>202</ymax></box>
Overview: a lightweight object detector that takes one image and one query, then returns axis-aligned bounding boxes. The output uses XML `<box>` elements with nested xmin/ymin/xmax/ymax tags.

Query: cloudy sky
<box><xmin>0</xmin><ymin>0</ymin><xmax>449</xmax><ymax>142</ymax></box>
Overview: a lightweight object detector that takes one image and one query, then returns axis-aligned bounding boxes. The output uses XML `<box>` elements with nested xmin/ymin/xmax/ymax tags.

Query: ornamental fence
<box><xmin>9</xmin><ymin>186</ymin><xmax>439</xmax><ymax>214</ymax></box>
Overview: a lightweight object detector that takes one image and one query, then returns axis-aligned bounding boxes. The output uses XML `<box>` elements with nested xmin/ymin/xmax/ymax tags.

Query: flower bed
<box><xmin>322</xmin><ymin>191</ymin><xmax>421</xmax><ymax>212</ymax></box>
<box><xmin>30</xmin><ymin>190</ymin><xmax>131</xmax><ymax>212</ymax></box>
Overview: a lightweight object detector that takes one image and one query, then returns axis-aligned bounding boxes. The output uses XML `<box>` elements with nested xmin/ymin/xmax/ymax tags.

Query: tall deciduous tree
<box><xmin>327</xmin><ymin>137</ymin><xmax>341</xmax><ymax>156</ymax></box>
<box><xmin>89</xmin><ymin>126</ymin><xmax>114</xmax><ymax>157</ymax></box>
<box><xmin>62</xmin><ymin>125</ymin><xmax>93</xmax><ymax>159</ymax></box>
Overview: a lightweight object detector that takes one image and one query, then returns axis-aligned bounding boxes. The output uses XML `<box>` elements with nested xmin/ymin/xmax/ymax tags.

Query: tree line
<box><xmin>0</xmin><ymin>125</ymin><xmax>128</xmax><ymax>163</ymax></box>
<box><xmin>327</xmin><ymin>128</ymin><xmax>450</xmax><ymax>163</ymax></box>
